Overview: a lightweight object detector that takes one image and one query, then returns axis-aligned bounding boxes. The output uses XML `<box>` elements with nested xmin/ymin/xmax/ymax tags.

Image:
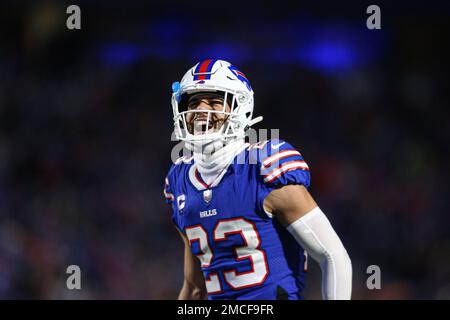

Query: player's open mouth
<box><xmin>193</xmin><ymin>120</ymin><xmax>215</xmax><ymax>135</ymax></box>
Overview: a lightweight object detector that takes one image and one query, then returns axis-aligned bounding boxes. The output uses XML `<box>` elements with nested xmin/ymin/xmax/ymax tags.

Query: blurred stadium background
<box><xmin>0</xmin><ymin>0</ymin><xmax>449</xmax><ymax>299</ymax></box>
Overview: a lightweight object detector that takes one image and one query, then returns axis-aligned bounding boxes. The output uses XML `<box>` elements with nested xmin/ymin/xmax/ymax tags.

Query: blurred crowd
<box><xmin>0</xmin><ymin>1</ymin><xmax>449</xmax><ymax>299</ymax></box>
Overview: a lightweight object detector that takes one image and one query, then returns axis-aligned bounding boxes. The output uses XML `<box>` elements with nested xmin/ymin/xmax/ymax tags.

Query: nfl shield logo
<box><xmin>203</xmin><ymin>189</ymin><xmax>212</xmax><ymax>203</ymax></box>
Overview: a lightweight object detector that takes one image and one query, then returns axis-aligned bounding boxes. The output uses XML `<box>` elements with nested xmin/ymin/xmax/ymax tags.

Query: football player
<box><xmin>164</xmin><ymin>59</ymin><xmax>352</xmax><ymax>300</ymax></box>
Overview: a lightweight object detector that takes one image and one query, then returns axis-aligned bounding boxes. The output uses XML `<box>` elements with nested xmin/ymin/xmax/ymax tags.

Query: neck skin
<box><xmin>190</xmin><ymin>138</ymin><xmax>245</xmax><ymax>186</ymax></box>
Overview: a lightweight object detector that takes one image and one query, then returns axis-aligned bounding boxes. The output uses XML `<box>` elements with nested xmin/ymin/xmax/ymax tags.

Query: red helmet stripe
<box><xmin>197</xmin><ymin>59</ymin><xmax>213</xmax><ymax>80</ymax></box>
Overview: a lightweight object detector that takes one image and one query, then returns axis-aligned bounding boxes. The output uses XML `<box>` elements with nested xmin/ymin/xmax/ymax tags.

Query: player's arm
<box><xmin>264</xmin><ymin>184</ymin><xmax>352</xmax><ymax>300</ymax></box>
<box><xmin>176</xmin><ymin>228</ymin><xmax>208</xmax><ymax>300</ymax></box>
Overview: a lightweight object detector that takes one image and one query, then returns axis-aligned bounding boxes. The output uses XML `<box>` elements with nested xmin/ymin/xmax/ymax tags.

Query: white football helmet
<box><xmin>171</xmin><ymin>59</ymin><xmax>262</xmax><ymax>145</ymax></box>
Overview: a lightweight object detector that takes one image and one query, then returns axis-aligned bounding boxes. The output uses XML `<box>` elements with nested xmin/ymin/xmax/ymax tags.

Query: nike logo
<box><xmin>271</xmin><ymin>142</ymin><xmax>285</xmax><ymax>149</ymax></box>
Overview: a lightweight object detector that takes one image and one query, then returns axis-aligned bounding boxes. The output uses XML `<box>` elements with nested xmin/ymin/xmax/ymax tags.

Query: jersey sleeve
<box><xmin>163</xmin><ymin>166</ymin><xmax>184</xmax><ymax>233</ymax></box>
<box><xmin>259</xmin><ymin>139</ymin><xmax>311</xmax><ymax>189</ymax></box>
<box><xmin>163</xmin><ymin>176</ymin><xmax>175</xmax><ymax>204</ymax></box>
<box><xmin>255</xmin><ymin>139</ymin><xmax>311</xmax><ymax>216</ymax></box>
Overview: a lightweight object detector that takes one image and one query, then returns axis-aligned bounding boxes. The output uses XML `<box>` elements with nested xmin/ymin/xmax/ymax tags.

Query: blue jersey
<box><xmin>163</xmin><ymin>139</ymin><xmax>311</xmax><ymax>300</ymax></box>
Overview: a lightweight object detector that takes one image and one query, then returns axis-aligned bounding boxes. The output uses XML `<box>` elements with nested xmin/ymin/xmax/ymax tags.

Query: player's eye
<box><xmin>187</xmin><ymin>98</ymin><xmax>202</xmax><ymax>110</ymax></box>
<box><xmin>187</xmin><ymin>102</ymin><xmax>197</xmax><ymax>110</ymax></box>
<box><xmin>187</xmin><ymin>98</ymin><xmax>223</xmax><ymax>110</ymax></box>
<box><xmin>210</xmin><ymin>100</ymin><xmax>224</xmax><ymax>108</ymax></box>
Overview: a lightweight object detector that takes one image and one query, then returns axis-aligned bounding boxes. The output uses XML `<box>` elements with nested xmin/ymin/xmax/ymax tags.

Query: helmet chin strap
<box><xmin>186</xmin><ymin>137</ymin><xmax>245</xmax><ymax>186</ymax></box>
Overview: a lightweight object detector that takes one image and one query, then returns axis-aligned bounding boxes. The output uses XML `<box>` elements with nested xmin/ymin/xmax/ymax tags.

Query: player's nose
<box><xmin>194</xmin><ymin>100</ymin><xmax>213</xmax><ymax>120</ymax></box>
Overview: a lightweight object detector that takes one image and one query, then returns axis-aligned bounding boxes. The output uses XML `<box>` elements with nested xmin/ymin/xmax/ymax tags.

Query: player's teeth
<box><xmin>193</xmin><ymin>120</ymin><xmax>216</xmax><ymax>135</ymax></box>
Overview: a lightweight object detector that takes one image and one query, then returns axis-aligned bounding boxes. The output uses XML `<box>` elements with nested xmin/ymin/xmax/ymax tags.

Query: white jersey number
<box><xmin>185</xmin><ymin>218</ymin><xmax>269</xmax><ymax>294</ymax></box>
